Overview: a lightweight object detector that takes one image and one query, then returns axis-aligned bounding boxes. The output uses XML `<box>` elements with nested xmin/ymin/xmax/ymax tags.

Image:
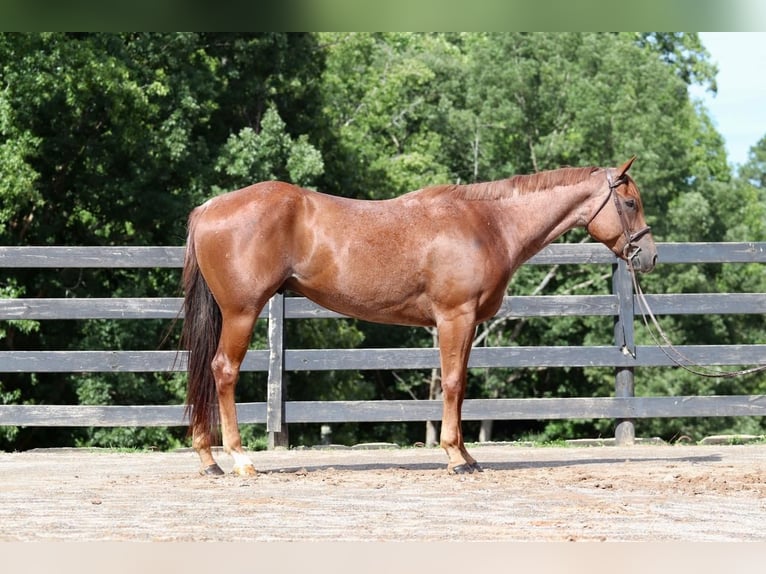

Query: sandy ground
<box><xmin>1</xmin><ymin>443</ymin><xmax>764</xmax><ymax>542</ymax></box>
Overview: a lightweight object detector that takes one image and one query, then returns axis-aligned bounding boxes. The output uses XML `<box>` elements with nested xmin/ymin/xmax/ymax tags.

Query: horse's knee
<box><xmin>440</xmin><ymin>375</ymin><xmax>464</xmax><ymax>400</ymax></box>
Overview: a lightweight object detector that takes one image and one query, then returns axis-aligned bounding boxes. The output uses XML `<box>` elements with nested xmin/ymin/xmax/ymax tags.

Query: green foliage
<box><xmin>0</xmin><ymin>92</ymin><xmax>41</xmax><ymax>238</ymax></box>
<box><xmin>74</xmin><ymin>427</ymin><xmax>184</xmax><ymax>451</ymax></box>
<box><xmin>318</xmin><ymin>32</ymin><xmax>461</xmax><ymax>198</ymax></box>
<box><xmin>213</xmin><ymin>105</ymin><xmax>324</xmax><ymax>191</ymax></box>
<box><xmin>740</xmin><ymin>135</ymin><xmax>766</xmax><ymax>191</ymax></box>
<box><xmin>1</xmin><ymin>32</ymin><xmax>765</xmax><ymax>450</ymax></box>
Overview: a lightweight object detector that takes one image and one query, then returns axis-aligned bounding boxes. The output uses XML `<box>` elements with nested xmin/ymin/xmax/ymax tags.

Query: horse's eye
<box><xmin>624</xmin><ymin>199</ymin><xmax>636</xmax><ymax>209</ymax></box>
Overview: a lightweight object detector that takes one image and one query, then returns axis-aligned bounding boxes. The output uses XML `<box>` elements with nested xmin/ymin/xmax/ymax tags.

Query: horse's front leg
<box><xmin>437</xmin><ymin>315</ymin><xmax>482</xmax><ymax>474</ymax></box>
<box><xmin>211</xmin><ymin>310</ymin><xmax>258</xmax><ymax>476</ymax></box>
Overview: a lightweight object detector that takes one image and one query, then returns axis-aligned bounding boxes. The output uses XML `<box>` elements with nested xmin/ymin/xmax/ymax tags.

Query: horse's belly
<box><xmin>284</xmin><ymin>275</ymin><xmax>433</xmax><ymax>327</ymax></box>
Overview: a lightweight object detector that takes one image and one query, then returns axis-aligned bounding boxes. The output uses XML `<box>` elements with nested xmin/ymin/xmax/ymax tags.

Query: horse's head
<box><xmin>586</xmin><ymin>156</ymin><xmax>657</xmax><ymax>273</ymax></box>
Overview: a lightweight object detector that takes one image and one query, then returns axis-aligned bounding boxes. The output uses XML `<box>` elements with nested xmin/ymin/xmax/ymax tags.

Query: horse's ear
<box><xmin>616</xmin><ymin>155</ymin><xmax>637</xmax><ymax>179</ymax></box>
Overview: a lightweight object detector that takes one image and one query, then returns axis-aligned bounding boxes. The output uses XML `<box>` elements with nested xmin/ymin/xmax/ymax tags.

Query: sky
<box><xmin>691</xmin><ymin>32</ymin><xmax>766</xmax><ymax>169</ymax></box>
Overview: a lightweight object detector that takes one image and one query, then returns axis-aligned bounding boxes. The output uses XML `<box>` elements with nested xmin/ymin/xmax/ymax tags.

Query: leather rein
<box><xmin>592</xmin><ymin>170</ymin><xmax>766</xmax><ymax>378</ymax></box>
<box><xmin>590</xmin><ymin>169</ymin><xmax>766</xmax><ymax>378</ymax></box>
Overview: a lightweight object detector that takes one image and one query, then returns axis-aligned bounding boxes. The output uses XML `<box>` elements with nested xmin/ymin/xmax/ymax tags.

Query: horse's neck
<box><xmin>493</xmin><ymin>179</ymin><xmax>599</xmax><ymax>260</ymax></box>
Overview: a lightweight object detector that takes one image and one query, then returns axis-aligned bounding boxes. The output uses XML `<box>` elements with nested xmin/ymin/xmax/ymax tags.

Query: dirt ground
<box><xmin>1</xmin><ymin>443</ymin><xmax>765</xmax><ymax>542</ymax></box>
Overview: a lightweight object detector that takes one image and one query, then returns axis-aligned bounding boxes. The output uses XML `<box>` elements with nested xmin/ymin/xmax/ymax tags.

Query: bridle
<box><xmin>587</xmin><ymin>170</ymin><xmax>652</xmax><ymax>263</ymax></box>
<box><xmin>590</xmin><ymin>170</ymin><xmax>766</xmax><ymax>378</ymax></box>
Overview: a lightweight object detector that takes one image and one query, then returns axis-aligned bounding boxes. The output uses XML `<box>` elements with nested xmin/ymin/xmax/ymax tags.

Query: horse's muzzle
<box><xmin>628</xmin><ymin>236</ymin><xmax>658</xmax><ymax>273</ymax></box>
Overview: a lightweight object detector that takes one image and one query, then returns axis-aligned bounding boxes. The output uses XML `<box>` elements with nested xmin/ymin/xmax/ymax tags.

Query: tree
<box><xmin>2</xmin><ymin>33</ymin><xmax>763</xmax><ymax>450</ymax></box>
<box><xmin>739</xmin><ymin>134</ymin><xmax>766</xmax><ymax>191</ymax></box>
<box><xmin>0</xmin><ymin>33</ymin><xmax>342</xmax><ymax>450</ymax></box>
<box><xmin>318</xmin><ymin>32</ymin><xmax>471</xmax><ymax>199</ymax></box>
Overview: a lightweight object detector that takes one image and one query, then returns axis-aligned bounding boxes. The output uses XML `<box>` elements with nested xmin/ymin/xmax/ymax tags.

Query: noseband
<box><xmin>588</xmin><ymin>170</ymin><xmax>651</xmax><ymax>262</ymax></box>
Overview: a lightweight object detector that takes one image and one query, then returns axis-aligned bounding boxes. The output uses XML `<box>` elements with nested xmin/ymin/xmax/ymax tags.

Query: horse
<box><xmin>181</xmin><ymin>156</ymin><xmax>657</xmax><ymax>476</ymax></box>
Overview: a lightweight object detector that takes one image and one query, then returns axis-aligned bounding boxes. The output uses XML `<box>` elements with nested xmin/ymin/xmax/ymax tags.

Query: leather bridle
<box><xmin>591</xmin><ymin>170</ymin><xmax>766</xmax><ymax>378</ymax></box>
<box><xmin>587</xmin><ymin>169</ymin><xmax>652</xmax><ymax>263</ymax></box>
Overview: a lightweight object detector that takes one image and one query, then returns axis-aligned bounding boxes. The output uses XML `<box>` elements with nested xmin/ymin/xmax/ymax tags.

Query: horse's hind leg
<box><xmin>192</xmin><ymin>431</ymin><xmax>222</xmax><ymax>476</ymax></box>
<box><xmin>212</xmin><ymin>307</ymin><xmax>260</xmax><ymax>475</ymax></box>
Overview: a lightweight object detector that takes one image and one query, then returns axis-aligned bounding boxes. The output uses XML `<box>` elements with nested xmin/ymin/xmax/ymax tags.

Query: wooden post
<box><xmin>267</xmin><ymin>292</ymin><xmax>289</xmax><ymax>449</ymax></box>
<box><xmin>612</xmin><ymin>259</ymin><xmax>635</xmax><ymax>445</ymax></box>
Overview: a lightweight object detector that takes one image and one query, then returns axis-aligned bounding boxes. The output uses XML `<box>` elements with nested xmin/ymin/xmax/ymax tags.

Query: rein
<box><xmin>593</xmin><ymin>169</ymin><xmax>765</xmax><ymax>378</ymax></box>
<box><xmin>629</xmin><ymin>265</ymin><xmax>766</xmax><ymax>378</ymax></box>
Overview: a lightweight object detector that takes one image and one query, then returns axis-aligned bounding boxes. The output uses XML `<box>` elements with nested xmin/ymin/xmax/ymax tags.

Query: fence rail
<box><xmin>1</xmin><ymin>242</ymin><xmax>765</xmax><ymax>446</ymax></box>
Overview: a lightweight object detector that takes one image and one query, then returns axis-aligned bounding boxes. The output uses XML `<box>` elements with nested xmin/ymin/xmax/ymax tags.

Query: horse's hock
<box><xmin>1</xmin><ymin>443</ymin><xmax>764</xmax><ymax>542</ymax></box>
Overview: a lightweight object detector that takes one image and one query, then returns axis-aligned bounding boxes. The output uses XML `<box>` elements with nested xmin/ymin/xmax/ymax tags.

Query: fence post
<box><xmin>267</xmin><ymin>292</ymin><xmax>289</xmax><ymax>449</ymax></box>
<box><xmin>612</xmin><ymin>259</ymin><xmax>635</xmax><ymax>445</ymax></box>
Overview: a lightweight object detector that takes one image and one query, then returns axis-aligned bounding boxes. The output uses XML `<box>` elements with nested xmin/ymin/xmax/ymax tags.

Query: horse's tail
<box><xmin>181</xmin><ymin>214</ymin><xmax>222</xmax><ymax>437</ymax></box>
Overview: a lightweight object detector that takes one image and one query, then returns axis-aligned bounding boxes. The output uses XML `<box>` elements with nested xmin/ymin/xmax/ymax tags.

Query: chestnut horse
<box><xmin>182</xmin><ymin>157</ymin><xmax>657</xmax><ymax>475</ymax></box>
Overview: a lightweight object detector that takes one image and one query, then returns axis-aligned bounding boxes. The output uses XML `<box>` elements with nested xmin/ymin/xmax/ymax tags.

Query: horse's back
<box><xmin>191</xmin><ymin>180</ymin><xmax>305</xmax><ymax>221</ymax></box>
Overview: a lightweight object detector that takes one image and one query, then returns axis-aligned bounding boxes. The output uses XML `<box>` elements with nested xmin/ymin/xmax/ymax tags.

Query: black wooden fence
<box><xmin>1</xmin><ymin>242</ymin><xmax>765</xmax><ymax>447</ymax></box>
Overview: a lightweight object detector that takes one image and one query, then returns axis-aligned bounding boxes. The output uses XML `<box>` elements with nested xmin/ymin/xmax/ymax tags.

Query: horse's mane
<box><xmin>438</xmin><ymin>166</ymin><xmax>599</xmax><ymax>201</ymax></box>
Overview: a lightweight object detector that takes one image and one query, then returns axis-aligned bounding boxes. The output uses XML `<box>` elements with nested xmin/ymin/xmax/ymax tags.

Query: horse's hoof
<box><xmin>232</xmin><ymin>464</ymin><xmax>257</xmax><ymax>477</ymax></box>
<box><xmin>201</xmin><ymin>463</ymin><xmax>225</xmax><ymax>476</ymax></box>
<box><xmin>450</xmin><ymin>462</ymin><xmax>482</xmax><ymax>475</ymax></box>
